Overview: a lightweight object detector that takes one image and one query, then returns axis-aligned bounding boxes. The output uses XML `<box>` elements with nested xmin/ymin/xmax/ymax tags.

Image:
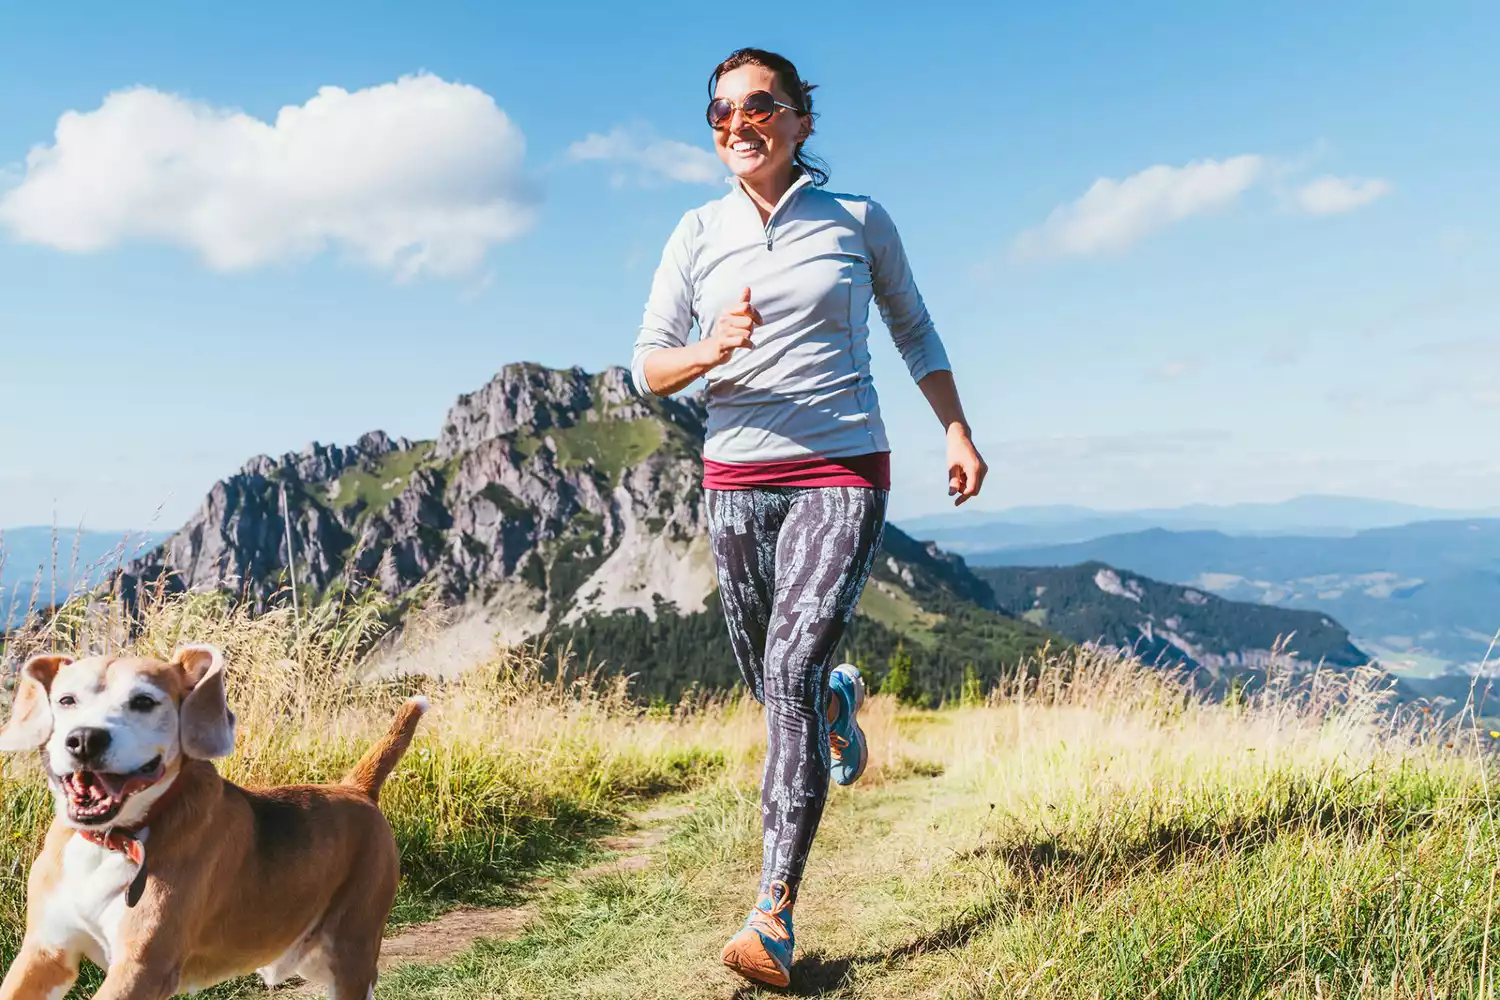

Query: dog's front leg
<box><xmin>0</xmin><ymin>939</ymin><xmax>81</xmax><ymax>1000</ymax></box>
<box><xmin>90</xmin><ymin>874</ymin><xmax>209</xmax><ymax>1000</ymax></box>
<box><xmin>91</xmin><ymin>957</ymin><xmax>182</xmax><ymax>1000</ymax></box>
<box><xmin>92</xmin><ymin>927</ymin><xmax>186</xmax><ymax>1000</ymax></box>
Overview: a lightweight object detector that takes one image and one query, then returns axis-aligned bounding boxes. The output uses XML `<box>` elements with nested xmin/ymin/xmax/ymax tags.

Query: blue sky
<box><xmin>0</xmin><ymin>0</ymin><xmax>1495</xmax><ymax>531</ymax></box>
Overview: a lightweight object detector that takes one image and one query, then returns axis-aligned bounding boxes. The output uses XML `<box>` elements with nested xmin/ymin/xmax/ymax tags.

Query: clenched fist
<box><xmin>946</xmin><ymin>423</ymin><xmax>988</xmax><ymax>506</ymax></box>
<box><xmin>696</xmin><ymin>287</ymin><xmax>761</xmax><ymax>369</ymax></box>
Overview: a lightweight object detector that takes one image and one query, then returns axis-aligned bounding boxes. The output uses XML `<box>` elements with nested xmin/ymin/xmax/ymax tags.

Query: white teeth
<box><xmin>732</xmin><ymin>141</ymin><xmax>763</xmax><ymax>153</ymax></box>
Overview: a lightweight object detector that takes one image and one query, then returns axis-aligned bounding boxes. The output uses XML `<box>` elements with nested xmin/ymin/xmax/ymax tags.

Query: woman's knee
<box><xmin>762</xmin><ymin>662</ymin><xmax>831</xmax><ymax>720</ymax></box>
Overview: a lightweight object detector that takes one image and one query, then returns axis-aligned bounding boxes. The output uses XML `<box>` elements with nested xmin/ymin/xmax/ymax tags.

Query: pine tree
<box><xmin>960</xmin><ymin>663</ymin><xmax>984</xmax><ymax>707</ymax></box>
<box><xmin>881</xmin><ymin>641</ymin><xmax>921</xmax><ymax>707</ymax></box>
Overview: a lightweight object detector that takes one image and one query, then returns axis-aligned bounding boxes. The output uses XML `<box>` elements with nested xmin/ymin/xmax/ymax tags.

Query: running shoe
<box><xmin>828</xmin><ymin>663</ymin><xmax>868</xmax><ymax>785</ymax></box>
<box><xmin>720</xmin><ymin>880</ymin><xmax>795</xmax><ymax>988</ymax></box>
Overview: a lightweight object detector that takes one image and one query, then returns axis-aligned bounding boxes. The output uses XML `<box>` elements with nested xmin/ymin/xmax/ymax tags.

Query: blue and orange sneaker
<box><xmin>828</xmin><ymin>663</ymin><xmax>868</xmax><ymax>785</ymax></box>
<box><xmin>721</xmin><ymin>880</ymin><xmax>796</xmax><ymax>988</ymax></box>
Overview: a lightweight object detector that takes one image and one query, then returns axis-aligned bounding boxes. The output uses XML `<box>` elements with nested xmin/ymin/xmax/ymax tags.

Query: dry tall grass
<box><xmin>0</xmin><ymin>583</ymin><xmax>759</xmax><ymax>987</ymax></box>
<box><xmin>362</xmin><ymin>646</ymin><xmax>1500</xmax><ymax>999</ymax></box>
<box><xmin>4</xmin><ymin>571</ymin><xmax>1498</xmax><ymax>998</ymax></box>
<box><xmin>788</xmin><ymin>651</ymin><xmax>1495</xmax><ymax>999</ymax></box>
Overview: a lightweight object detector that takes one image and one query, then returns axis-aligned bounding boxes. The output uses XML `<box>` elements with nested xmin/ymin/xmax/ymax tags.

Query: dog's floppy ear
<box><xmin>173</xmin><ymin>644</ymin><xmax>236</xmax><ymax>759</ymax></box>
<box><xmin>0</xmin><ymin>654</ymin><xmax>72</xmax><ymax>752</ymax></box>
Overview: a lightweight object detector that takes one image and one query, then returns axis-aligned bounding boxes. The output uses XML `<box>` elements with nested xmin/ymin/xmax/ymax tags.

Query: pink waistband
<box><xmin>702</xmin><ymin>453</ymin><xmax>891</xmax><ymax>490</ymax></box>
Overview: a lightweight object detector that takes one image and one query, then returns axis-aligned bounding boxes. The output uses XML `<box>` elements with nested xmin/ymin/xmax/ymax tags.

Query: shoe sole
<box><xmin>722</xmin><ymin>933</ymin><xmax>791</xmax><ymax>988</ymax></box>
<box><xmin>834</xmin><ymin>664</ymin><xmax>868</xmax><ymax>785</ymax></box>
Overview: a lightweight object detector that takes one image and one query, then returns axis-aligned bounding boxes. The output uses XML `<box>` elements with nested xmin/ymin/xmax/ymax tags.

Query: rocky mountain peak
<box><xmin>436</xmin><ymin>363</ymin><xmax>704</xmax><ymax>460</ymax></box>
<box><xmin>110</xmin><ymin>360</ymin><xmax>1065</xmax><ymax>697</ymax></box>
<box><xmin>118</xmin><ymin>363</ymin><xmax>716</xmax><ymax>644</ymax></box>
<box><xmin>238</xmin><ymin>429</ymin><xmax>412</xmax><ymax>484</ymax></box>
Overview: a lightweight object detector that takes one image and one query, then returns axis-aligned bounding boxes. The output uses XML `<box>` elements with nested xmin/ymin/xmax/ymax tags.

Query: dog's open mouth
<box><xmin>60</xmin><ymin>757</ymin><xmax>165</xmax><ymax>824</ymax></box>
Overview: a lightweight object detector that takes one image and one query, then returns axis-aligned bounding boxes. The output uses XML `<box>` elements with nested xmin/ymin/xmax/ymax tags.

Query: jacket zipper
<box><xmin>759</xmin><ymin>176</ymin><xmax>810</xmax><ymax>252</ymax></box>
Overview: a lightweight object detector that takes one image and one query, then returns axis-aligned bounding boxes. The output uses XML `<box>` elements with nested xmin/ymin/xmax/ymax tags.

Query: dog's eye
<box><xmin>128</xmin><ymin>695</ymin><xmax>159</xmax><ymax>713</ymax></box>
<box><xmin>57</xmin><ymin>695</ymin><xmax>77</xmax><ymax>708</ymax></box>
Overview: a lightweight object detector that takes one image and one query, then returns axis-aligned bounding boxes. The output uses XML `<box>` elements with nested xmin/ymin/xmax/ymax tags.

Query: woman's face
<box><xmin>711</xmin><ymin>64</ymin><xmax>808</xmax><ymax>187</ymax></box>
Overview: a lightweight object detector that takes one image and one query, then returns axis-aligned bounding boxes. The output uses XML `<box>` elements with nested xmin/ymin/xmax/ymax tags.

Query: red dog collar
<box><xmin>72</xmin><ymin>771</ymin><xmax>186</xmax><ymax>908</ymax></box>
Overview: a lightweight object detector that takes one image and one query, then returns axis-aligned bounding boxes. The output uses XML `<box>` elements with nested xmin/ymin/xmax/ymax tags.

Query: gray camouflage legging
<box><xmin>705</xmin><ymin>486</ymin><xmax>889</xmax><ymax>899</ymax></box>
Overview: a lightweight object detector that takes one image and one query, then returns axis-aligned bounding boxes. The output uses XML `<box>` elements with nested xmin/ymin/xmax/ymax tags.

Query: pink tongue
<box><xmin>116</xmin><ymin>761</ymin><xmax>166</xmax><ymax>798</ymax></box>
<box><xmin>96</xmin><ymin>772</ymin><xmax>130</xmax><ymax>798</ymax></box>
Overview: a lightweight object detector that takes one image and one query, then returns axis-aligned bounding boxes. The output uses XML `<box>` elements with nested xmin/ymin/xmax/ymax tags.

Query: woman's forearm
<box><xmin>641</xmin><ymin>343</ymin><xmax>713</xmax><ymax>397</ymax></box>
<box><xmin>916</xmin><ymin>369</ymin><xmax>972</xmax><ymax>438</ymax></box>
<box><xmin>920</xmin><ymin>368</ymin><xmax>989</xmax><ymax>504</ymax></box>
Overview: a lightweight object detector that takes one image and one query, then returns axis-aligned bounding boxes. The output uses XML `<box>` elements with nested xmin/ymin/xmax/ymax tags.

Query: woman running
<box><xmin>630</xmin><ymin>47</ymin><xmax>987</xmax><ymax>988</ymax></box>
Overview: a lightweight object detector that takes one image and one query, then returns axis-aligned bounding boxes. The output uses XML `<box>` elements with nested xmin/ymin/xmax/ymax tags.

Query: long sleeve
<box><xmin>865</xmin><ymin>199</ymin><xmax>951</xmax><ymax>383</ymax></box>
<box><xmin>630</xmin><ymin>211</ymin><xmax>700</xmax><ymax>397</ymax></box>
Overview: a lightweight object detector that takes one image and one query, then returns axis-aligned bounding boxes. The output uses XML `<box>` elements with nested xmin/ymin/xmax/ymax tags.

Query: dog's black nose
<box><xmin>64</xmin><ymin>727</ymin><xmax>111</xmax><ymax>761</ymax></box>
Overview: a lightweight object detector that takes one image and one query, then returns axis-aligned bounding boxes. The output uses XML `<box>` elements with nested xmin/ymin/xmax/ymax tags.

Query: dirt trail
<box><xmin>374</xmin><ymin>799</ymin><xmax>695</xmax><ymax>972</ymax></box>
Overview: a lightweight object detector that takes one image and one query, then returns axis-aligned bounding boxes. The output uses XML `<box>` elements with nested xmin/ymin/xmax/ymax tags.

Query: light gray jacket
<box><xmin>630</xmin><ymin>174</ymin><xmax>951</xmax><ymax>464</ymax></box>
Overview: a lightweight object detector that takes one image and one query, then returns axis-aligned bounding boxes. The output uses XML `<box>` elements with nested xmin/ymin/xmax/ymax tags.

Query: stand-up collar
<box><xmin>729</xmin><ymin>171</ymin><xmax>814</xmax><ymax>225</ymax></box>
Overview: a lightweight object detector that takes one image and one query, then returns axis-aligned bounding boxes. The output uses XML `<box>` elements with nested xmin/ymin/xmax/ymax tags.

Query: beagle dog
<box><xmin>0</xmin><ymin>645</ymin><xmax>428</xmax><ymax>999</ymax></box>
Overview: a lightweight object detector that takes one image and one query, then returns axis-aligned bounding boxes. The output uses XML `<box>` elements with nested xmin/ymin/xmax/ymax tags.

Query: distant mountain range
<box><xmin>975</xmin><ymin>562</ymin><xmax>1368</xmax><ymax>674</ymax></box>
<box><xmin>5</xmin><ymin>362</ymin><xmax>1388</xmax><ymax>705</ymax></box>
<box><xmin>967</xmin><ymin>523</ymin><xmax>1500</xmax><ymax>675</ymax></box>
<box><xmin>901</xmin><ymin>497</ymin><xmax>1500</xmax><ymax>553</ymax></box>
<box><xmin>547</xmin><ymin>522</ymin><xmax>1063</xmax><ymax>702</ymax></box>
<box><xmin>1</xmin><ymin>527</ymin><xmax>167</xmax><ymax>626</ymax></box>
<box><xmin>81</xmin><ymin>363</ymin><xmax>1060</xmax><ymax>701</ymax></box>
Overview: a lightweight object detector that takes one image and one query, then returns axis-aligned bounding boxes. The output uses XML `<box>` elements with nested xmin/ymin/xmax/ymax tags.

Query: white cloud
<box><xmin>567</xmin><ymin>126</ymin><xmax>724</xmax><ymax>186</ymax></box>
<box><xmin>1011</xmin><ymin>155</ymin><xmax>1265</xmax><ymax>260</ymax></box>
<box><xmin>1293</xmin><ymin>175</ymin><xmax>1392</xmax><ymax>216</ymax></box>
<box><xmin>0</xmin><ymin>73</ymin><xmax>537</xmax><ymax>280</ymax></box>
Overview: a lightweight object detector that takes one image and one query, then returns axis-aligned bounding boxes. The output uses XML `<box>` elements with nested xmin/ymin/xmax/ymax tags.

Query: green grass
<box><xmin>5</xmin><ymin>591</ymin><xmax>1498</xmax><ymax>999</ymax></box>
<box><xmin>855</xmin><ymin>581</ymin><xmax>945</xmax><ymax>648</ymax></box>
<box><xmin>0</xmin><ymin>736</ymin><xmax>725</xmax><ymax>999</ymax></box>
<box><xmin>370</xmin><ymin>659</ymin><xmax>1500</xmax><ymax>999</ymax></box>
<box><xmin>514</xmin><ymin>420</ymin><xmax>664</xmax><ymax>486</ymax></box>
<box><xmin>314</xmin><ymin>441</ymin><xmax>437</xmax><ymax>512</ymax></box>
<box><xmin>0</xmin><ymin>587</ymin><xmax>746</xmax><ymax>998</ymax></box>
<box><xmin>365</xmin><ymin>750</ymin><xmax>1500</xmax><ymax>999</ymax></box>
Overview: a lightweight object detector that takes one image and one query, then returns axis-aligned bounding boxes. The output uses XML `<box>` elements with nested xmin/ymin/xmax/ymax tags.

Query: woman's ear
<box><xmin>0</xmin><ymin>654</ymin><xmax>72</xmax><ymax>752</ymax></box>
<box><xmin>173</xmin><ymin>644</ymin><xmax>236</xmax><ymax>759</ymax></box>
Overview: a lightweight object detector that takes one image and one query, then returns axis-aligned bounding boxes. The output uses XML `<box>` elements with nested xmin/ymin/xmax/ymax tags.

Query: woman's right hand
<box><xmin>696</xmin><ymin>287</ymin><xmax>760</xmax><ymax>369</ymax></box>
<box><xmin>638</xmin><ymin>287</ymin><xmax>760</xmax><ymax>396</ymax></box>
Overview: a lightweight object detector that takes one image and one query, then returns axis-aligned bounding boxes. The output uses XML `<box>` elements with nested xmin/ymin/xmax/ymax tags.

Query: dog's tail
<box><xmin>342</xmin><ymin>697</ymin><xmax>430</xmax><ymax>802</ymax></box>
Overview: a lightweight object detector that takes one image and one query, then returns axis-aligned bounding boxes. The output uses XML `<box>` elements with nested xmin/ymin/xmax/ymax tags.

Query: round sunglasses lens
<box><xmin>707</xmin><ymin>98</ymin><xmax>733</xmax><ymax>127</ymax></box>
<box><xmin>741</xmin><ymin>91</ymin><xmax>777</xmax><ymax>123</ymax></box>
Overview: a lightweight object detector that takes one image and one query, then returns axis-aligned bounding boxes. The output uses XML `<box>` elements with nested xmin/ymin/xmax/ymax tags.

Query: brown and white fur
<box><xmin>0</xmin><ymin>645</ymin><xmax>427</xmax><ymax>999</ymax></box>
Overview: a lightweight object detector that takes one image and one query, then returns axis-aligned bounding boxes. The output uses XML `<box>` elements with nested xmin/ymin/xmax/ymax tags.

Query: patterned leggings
<box><xmin>705</xmin><ymin>486</ymin><xmax>889</xmax><ymax>899</ymax></box>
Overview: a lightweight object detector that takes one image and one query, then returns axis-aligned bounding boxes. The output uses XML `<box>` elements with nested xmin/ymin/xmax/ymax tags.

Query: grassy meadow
<box><xmin>2</xmin><ymin>576</ymin><xmax>1498</xmax><ymax>998</ymax></box>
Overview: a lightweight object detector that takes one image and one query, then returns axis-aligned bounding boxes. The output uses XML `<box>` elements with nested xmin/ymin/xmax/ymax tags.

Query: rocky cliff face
<box><xmin>119</xmin><ymin>364</ymin><xmax>716</xmax><ymax>641</ymax></box>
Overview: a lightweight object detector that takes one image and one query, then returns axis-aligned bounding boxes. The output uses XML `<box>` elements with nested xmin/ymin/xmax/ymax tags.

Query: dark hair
<box><xmin>709</xmin><ymin>47</ymin><xmax>829</xmax><ymax>187</ymax></box>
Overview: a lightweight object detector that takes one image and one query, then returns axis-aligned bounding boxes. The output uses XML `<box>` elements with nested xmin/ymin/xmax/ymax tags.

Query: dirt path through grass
<box><xmin>259</xmin><ymin>678</ymin><xmax>1498</xmax><ymax>1000</ymax></box>
<box><xmin>374</xmin><ymin>799</ymin><xmax>697</xmax><ymax>974</ymax></box>
<box><xmin>362</xmin><ymin>761</ymin><xmax>981</xmax><ymax>1000</ymax></box>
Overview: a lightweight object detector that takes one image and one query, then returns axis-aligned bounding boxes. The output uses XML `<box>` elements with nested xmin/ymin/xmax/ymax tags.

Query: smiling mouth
<box><xmin>731</xmin><ymin>139</ymin><xmax>765</xmax><ymax>154</ymax></box>
<box><xmin>58</xmin><ymin>756</ymin><xmax>165</xmax><ymax>825</ymax></box>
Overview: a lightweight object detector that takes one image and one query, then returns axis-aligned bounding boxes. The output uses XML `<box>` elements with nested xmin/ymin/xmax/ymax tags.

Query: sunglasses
<box><xmin>706</xmin><ymin>90</ymin><xmax>801</xmax><ymax>129</ymax></box>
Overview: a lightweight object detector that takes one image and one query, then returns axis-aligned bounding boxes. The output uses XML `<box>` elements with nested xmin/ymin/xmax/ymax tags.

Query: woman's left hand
<box><xmin>946</xmin><ymin>424</ymin><xmax>988</xmax><ymax>506</ymax></box>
